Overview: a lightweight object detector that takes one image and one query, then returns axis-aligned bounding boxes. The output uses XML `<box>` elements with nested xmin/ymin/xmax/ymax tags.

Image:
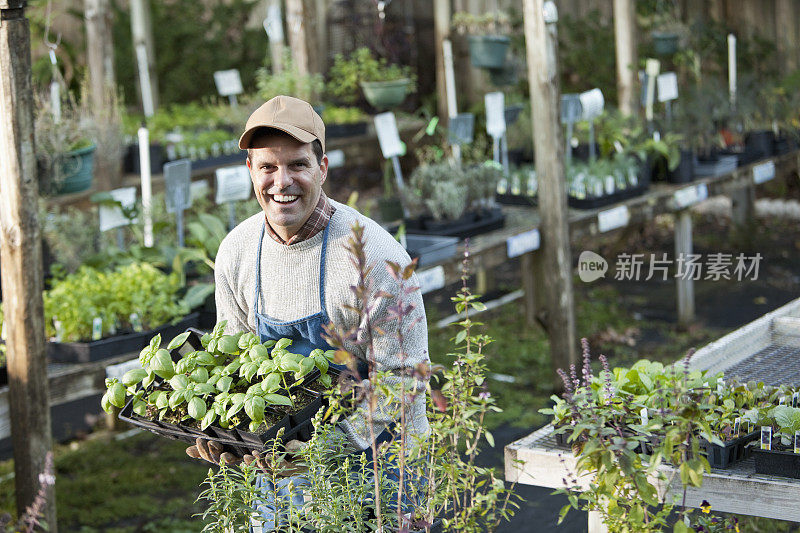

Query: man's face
<box><xmin>247</xmin><ymin>133</ymin><xmax>327</xmax><ymax>242</ymax></box>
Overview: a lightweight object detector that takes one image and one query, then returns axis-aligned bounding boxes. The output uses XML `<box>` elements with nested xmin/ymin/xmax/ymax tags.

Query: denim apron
<box><xmin>250</xmin><ymin>221</ymin><xmax>332</xmax><ymax>532</ymax></box>
<box><xmin>248</xmin><ymin>221</ymin><xmax>421</xmax><ymax>532</ymax></box>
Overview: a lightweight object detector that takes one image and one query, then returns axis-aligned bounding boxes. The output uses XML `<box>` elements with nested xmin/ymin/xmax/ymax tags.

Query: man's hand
<box><xmin>186</xmin><ymin>438</ymin><xmax>242</xmax><ymax>466</ymax></box>
<box><xmin>243</xmin><ymin>440</ymin><xmax>308</xmax><ymax>476</ymax></box>
<box><xmin>186</xmin><ymin>437</ymin><xmax>308</xmax><ymax>476</ymax></box>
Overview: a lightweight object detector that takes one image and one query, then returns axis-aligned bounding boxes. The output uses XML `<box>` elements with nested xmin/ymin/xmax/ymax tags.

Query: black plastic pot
<box><xmin>403</xmin><ymin>207</ymin><xmax>506</xmax><ymax>240</ymax></box>
<box><xmin>47</xmin><ymin>312</ymin><xmax>201</xmax><ymax>364</ymax></box>
<box><xmin>744</xmin><ymin>130</ymin><xmax>776</xmax><ymax>161</ymax></box>
<box><xmin>188</xmin><ymin>151</ymin><xmax>246</xmax><ymax>172</ymax></box>
<box><xmin>774</xmin><ymin>134</ymin><xmax>798</xmax><ymax>155</ymax></box>
<box><xmin>568</xmin><ymin>158</ymin><xmax>650</xmax><ymax>210</ymax></box>
<box><xmin>668</xmin><ymin>149</ymin><xmax>695</xmax><ymax>184</ymax></box>
<box><xmin>496</xmin><ymin>193</ymin><xmax>536</xmax><ymax>207</ymax></box>
<box><xmin>701</xmin><ymin>430</ymin><xmax>759</xmax><ymax>468</ymax></box>
<box><xmin>571</xmin><ymin>143</ymin><xmax>601</xmax><ymax>162</ymax></box>
<box><xmin>124</xmin><ymin>143</ymin><xmax>164</xmax><ymax>175</ymax></box>
<box><xmin>752</xmin><ymin>446</ymin><xmax>800</xmax><ymax>479</ymax></box>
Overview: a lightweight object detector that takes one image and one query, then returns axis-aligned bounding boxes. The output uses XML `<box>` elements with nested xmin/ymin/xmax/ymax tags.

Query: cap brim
<box><xmin>238</xmin><ymin>123</ymin><xmax>319</xmax><ymax>150</ymax></box>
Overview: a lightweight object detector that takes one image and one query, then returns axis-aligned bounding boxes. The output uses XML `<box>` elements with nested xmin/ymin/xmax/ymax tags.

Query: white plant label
<box><xmin>579</xmin><ymin>88</ymin><xmax>604</xmax><ymax>121</ymax></box>
<box><xmin>752</xmin><ymin>160</ymin><xmax>776</xmax><ymax>184</ymax></box>
<box><xmin>673</xmin><ymin>183</ymin><xmax>708</xmax><ymax>210</ymax></box>
<box><xmin>640</xmin><ymin>407</ymin><xmax>649</xmax><ymax>425</ymax></box>
<box><xmin>99</xmin><ymin>186</ymin><xmax>138</xmax><ymax>232</ymax></box>
<box><xmin>793</xmin><ymin>391</ymin><xmax>799</xmax><ymax>408</ymax></box>
<box><xmin>506</xmin><ymin>229</ymin><xmax>541</xmax><ymax>259</ymax></box>
<box><xmin>129</xmin><ymin>312</ymin><xmax>143</xmax><ymax>333</ymax></box>
<box><xmin>417</xmin><ymin>265</ymin><xmax>446</xmax><ymax>295</ymax></box>
<box><xmin>560</xmin><ymin>94</ymin><xmax>583</xmax><ymax>125</ymax></box>
<box><xmin>215</xmin><ymin>166</ymin><xmax>252</xmax><ymax>204</ymax></box>
<box><xmin>448</xmin><ymin>113</ymin><xmax>475</xmax><ymax>145</ymax></box>
<box><xmin>92</xmin><ymin>317</ymin><xmax>103</xmax><ymax>341</ymax></box>
<box><xmin>657</xmin><ymin>72</ymin><xmax>679</xmax><ymax>102</ymax></box>
<box><xmin>374</xmin><ymin>112</ymin><xmax>404</xmax><ymax>159</ymax></box>
<box><xmin>106</xmin><ymin>358</ymin><xmax>144</xmax><ymax>381</ymax></box>
<box><xmin>761</xmin><ymin>426</ymin><xmax>772</xmax><ymax>450</ymax></box>
<box><xmin>598</xmin><ymin>205</ymin><xmax>630</xmax><ymax>233</ymax></box>
<box><xmin>164</xmin><ymin>159</ymin><xmax>193</xmax><ymax>213</ymax></box>
<box><xmin>213</xmin><ymin>69</ymin><xmax>243</xmax><ymax>97</ymax></box>
<box><xmin>327</xmin><ymin>149</ymin><xmax>345</xmax><ymax>169</ymax></box>
<box><xmin>263</xmin><ymin>4</ymin><xmax>284</xmax><ymax>43</ymax></box>
<box><xmin>484</xmin><ymin>92</ymin><xmax>506</xmax><ymax>138</ymax></box>
<box><xmin>733</xmin><ymin>416</ymin><xmax>741</xmax><ymax>437</ymax></box>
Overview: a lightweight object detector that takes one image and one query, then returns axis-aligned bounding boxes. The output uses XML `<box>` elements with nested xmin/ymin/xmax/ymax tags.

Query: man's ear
<box><xmin>319</xmin><ymin>154</ymin><xmax>329</xmax><ymax>185</ymax></box>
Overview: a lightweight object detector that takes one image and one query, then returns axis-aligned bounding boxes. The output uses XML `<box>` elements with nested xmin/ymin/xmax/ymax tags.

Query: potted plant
<box><xmin>402</xmin><ymin>161</ymin><xmax>505</xmax><ymax>239</ymax></box>
<box><xmin>256</xmin><ymin>52</ymin><xmax>325</xmax><ymax>104</ymax></box>
<box><xmin>34</xmin><ymin>90</ymin><xmax>98</xmax><ymax>195</ymax></box>
<box><xmin>104</xmin><ymin>324</ymin><xmax>340</xmax><ymax>453</ymax></box>
<box><xmin>327</xmin><ymin>47</ymin><xmax>415</xmax><ymax>110</ymax></box>
<box><xmin>322</xmin><ymin>106</ymin><xmax>369</xmax><ymax>138</ymax></box>
<box><xmin>452</xmin><ymin>11</ymin><xmax>512</xmax><ymax>70</ymax></box>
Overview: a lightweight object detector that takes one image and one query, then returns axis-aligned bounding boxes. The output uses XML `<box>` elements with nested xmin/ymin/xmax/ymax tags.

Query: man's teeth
<box><xmin>273</xmin><ymin>195</ymin><xmax>298</xmax><ymax>203</ymax></box>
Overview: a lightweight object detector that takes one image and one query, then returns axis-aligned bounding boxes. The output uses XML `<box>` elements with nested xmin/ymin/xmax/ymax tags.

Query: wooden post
<box><xmin>775</xmin><ymin>0</ymin><xmax>797</xmax><ymax>73</ymax></box>
<box><xmin>130</xmin><ymin>0</ymin><xmax>158</xmax><ymax>113</ymax></box>
<box><xmin>85</xmin><ymin>0</ymin><xmax>121</xmax><ymax>190</ymax></box>
<box><xmin>312</xmin><ymin>0</ymin><xmax>328</xmax><ymax>74</ymax></box>
<box><xmin>523</xmin><ymin>0</ymin><xmax>578</xmax><ymax>375</ymax></box>
<box><xmin>433</xmin><ymin>0</ymin><xmax>450</xmax><ymax>123</ymax></box>
<box><xmin>0</xmin><ymin>1</ymin><xmax>56</xmax><ymax>528</ymax></box>
<box><xmin>285</xmin><ymin>0</ymin><xmax>309</xmax><ymax>76</ymax></box>
<box><xmin>675</xmin><ymin>210</ymin><xmax>695</xmax><ymax>326</ymax></box>
<box><xmin>613</xmin><ymin>0</ymin><xmax>637</xmax><ymax>115</ymax></box>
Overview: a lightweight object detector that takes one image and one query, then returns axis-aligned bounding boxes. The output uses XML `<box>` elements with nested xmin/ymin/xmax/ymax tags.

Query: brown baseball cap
<box><xmin>238</xmin><ymin>95</ymin><xmax>326</xmax><ymax>151</ymax></box>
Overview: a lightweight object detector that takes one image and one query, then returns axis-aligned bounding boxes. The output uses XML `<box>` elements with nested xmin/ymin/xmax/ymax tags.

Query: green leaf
<box><xmin>455</xmin><ymin>330</ymin><xmax>467</xmax><ymax>345</ymax></box>
<box><xmin>143</xmin><ymin>371</ymin><xmax>156</xmax><ymax>389</ymax></box>
<box><xmin>201</xmin><ymin>409</ymin><xmax>217</xmax><ymax>430</ymax></box>
<box><xmin>188</xmin><ymin>396</ymin><xmax>207</xmax><ymax>420</ymax></box>
<box><xmin>195</xmin><ymin>383</ymin><xmax>216</xmax><ymax>395</ymax></box>
<box><xmin>319</xmin><ymin>373</ymin><xmax>332</xmax><ymax>388</ymax></box>
<box><xmin>300</xmin><ymin>357</ymin><xmax>315</xmax><ymax>375</ymax></box>
<box><xmin>249</xmin><ymin>344</ymin><xmax>269</xmax><ymax>360</ymax></box>
<box><xmin>218</xmin><ymin>335</ymin><xmax>241</xmax><ymax>355</ymax></box>
<box><xmin>244</xmin><ymin>396</ymin><xmax>266</xmax><ymax>422</ymax></box>
<box><xmin>274</xmin><ymin>338</ymin><xmax>292</xmax><ymax>351</ymax></box>
<box><xmin>190</xmin><ymin>367</ymin><xmax>209</xmax><ymax>384</ymax></box>
<box><xmin>122</xmin><ymin>368</ymin><xmax>147</xmax><ymax>387</ymax></box>
<box><xmin>101</xmin><ymin>392</ymin><xmax>113</xmax><ymax>414</ymax></box>
<box><xmin>226</xmin><ymin>401</ymin><xmax>244</xmax><ymax>420</ymax></box>
<box><xmin>485</xmin><ymin>431</ymin><xmax>494</xmax><ymax>447</ymax></box>
<box><xmin>169</xmin><ymin>374</ymin><xmax>189</xmax><ymax>390</ymax></box>
<box><xmin>110</xmin><ymin>382</ymin><xmax>127</xmax><ymax>408</ymax></box>
<box><xmin>179</xmin><ymin>284</ymin><xmax>215</xmax><ymax>311</ymax></box>
<box><xmin>195</xmin><ymin>351</ymin><xmax>216</xmax><ymax>365</ymax></box>
<box><xmin>315</xmin><ymin>356</ymin><xmax>329</xmax><ymax>374</ymax></box>
<box><xmin>133</xmin><ymin>398</ymin><xmax>147</xmax><ymax>416</ymax></box>
<box><xmin>156</xmin><ymin>392</ymin><xmax>170</xmax><ymax>410</ymax></box>
<box><xmin>261</xmin><ymin>373</ymin><xmax>282</xmax><ymax>393</ymax></box>
<box><xmin>263</xmin><ymin>393</ymin><xmax>292</xmax><ymax>407</ymax></box>
<box><xmin>169</xmin><ymin>390</ymin><xmax>186</xmax><ymax>410</ymax></box>
<box><xmin>149</xmin><ymin>334</ymin><xmax>161</xmax><ymax>353</ymax></box>
<box><xmin>242</xmin><ymin>362</ymin><xmax>259</xmax><ymax>382</ymax></box>
<box><xmin>217</xmin><ymin>376</ymin><xmax>233</xmax><ymax>393</ymax></box>
<box><xmin>152</xmin><ymin>349</ymin><xmax>175</xmax><ymax>379</ymax></box>
<box><xmin>167</xmin><ymin>331</ymin><xmax>191</xmax><ymax>350</ymax></box>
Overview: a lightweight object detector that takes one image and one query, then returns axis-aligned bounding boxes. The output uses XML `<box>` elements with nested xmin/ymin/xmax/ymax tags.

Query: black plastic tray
<box><xmin>701</xmin><ymin>430</ymin><xmax>759</xmax><ymax>468</ymax></box>
<box><xmin>496</xmin><ymin>193</ymin><xmax>537</xmax><ymax>207</ymax></box>
<box><xmin>752</xmin><ymin>446</ymin><xmax>800</xmax><ymax>479</ymax></box>
<box><xmin>47</xmin><ymin>312</ymin><xmax>200</xmax><ymax>363</ymax></box>
<box><xmin>327</xmin><ymin>122</ymin><xmax>368</xmax><ymax>138</ymax></box>
<box><xmin>402</xmin><ymin>207</ymin><xmax>506</xmax><ymax>240</ymax></box>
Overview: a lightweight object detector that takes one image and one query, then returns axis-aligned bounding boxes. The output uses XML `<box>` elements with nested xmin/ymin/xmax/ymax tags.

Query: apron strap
<box><xmin>318</xmin><ymin>221</ymin><xmax>331</xmax><ymax>316</ymax></box>
<box><xmin>253</xmin><ymin>221</ymin><xmax>267</xmax><ymax>316</ymax></box>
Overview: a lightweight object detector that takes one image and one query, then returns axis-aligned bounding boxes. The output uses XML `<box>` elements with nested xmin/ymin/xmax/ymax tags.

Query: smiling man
<box><xmin>209</xmin><ymin>95</ymin><xmax>430</xmax><ymax>530</ymax></box>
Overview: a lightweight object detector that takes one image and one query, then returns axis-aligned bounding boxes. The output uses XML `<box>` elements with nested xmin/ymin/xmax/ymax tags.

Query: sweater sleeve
<box><xmin>214</xmin><ymin>241</ymin><xmax>251</xmax><ymax>335</ymax></box>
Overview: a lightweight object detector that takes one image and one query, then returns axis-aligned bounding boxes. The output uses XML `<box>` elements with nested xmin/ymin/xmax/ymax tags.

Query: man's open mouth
<box><xmin>271</xmin><ymin>194</ymin><xmax>299</xmax><ymax>204</ymax></box>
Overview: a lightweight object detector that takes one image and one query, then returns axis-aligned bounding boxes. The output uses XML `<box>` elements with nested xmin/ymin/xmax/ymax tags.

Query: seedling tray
<box><xmin>496</xmin><ymin>193</ymin><xmax>537</xmax><ymax>207</ymax></box>
<box><xmin>752</xmin><ymin>446</ymin><xmax>800</xmax><ymax>479</ymax></box>
<box><xmin>47</xmin><ymin>312</ymin><xmax>200</xmax><ymax>363</ymax></box>
<box><xmin>402</xmin><ymin>207</ymin><xmax>506</xmax><ymax>240</ymax></box>
<box><xmin>700</xmin><ymin>431</ymin><xmax>759</xmax><ymax>468</ymax></box>
<box><xmin>327</xmin><ymin>122</ymin><xmax>368</xmax><ymax>138</ymax></box>
<box><xmin>404</xmin><ymin>234</ymin><xmax>458</xmax><ymax>267</ymax></box>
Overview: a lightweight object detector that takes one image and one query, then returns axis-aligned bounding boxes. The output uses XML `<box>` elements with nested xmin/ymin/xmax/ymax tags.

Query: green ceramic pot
<box><xmin>467</xmin><ymin>35</ymin><xmax>510</xmax><ymax>69</ymax></box>
<box><xmin>652</xmin><ymin>32</ymin><xmax>679</xmax><ymax>56</ymax></box>
<box><xmin>360</xmin><ymin>79</ymin><xmax>412</xmax><ymax>109</ymax></box>
<box><xmin>56</xmin><ymin>143</ymin><xmax>96</xmax><ymax>194</ymax></box>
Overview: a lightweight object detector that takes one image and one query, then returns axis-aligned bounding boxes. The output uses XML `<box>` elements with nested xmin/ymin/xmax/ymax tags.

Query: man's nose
<box><xmin>272</xmin><ymin>167</ymin><xmax>293</xmax><ymax>190</ymax></box>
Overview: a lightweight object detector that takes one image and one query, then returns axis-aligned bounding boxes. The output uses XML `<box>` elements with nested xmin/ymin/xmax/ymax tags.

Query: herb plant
<box><xmin>101</xmin><ymin>323</ymin><xmax>337</xmax><ymax>433</ymax></box>
<box><xmin>327</xmin><ymin>48</ymin><xmax>416</xmax><ymax>106</ymax></box>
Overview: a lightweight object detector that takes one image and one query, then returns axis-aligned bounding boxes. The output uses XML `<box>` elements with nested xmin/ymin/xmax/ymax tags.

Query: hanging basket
<box><xmin>360</xmin><ymin>79</ymin><xmax>412</xmax><ymax>109</ymax></box>
<box><xmin>56</xmin><ymin>143</ymin><xmax>96</xmax><ymax>194</ymax></box>
<box><xmin>468</xmin><ymin>35</ymin><xmax>510</xmax><ymax>69</ymax></box>
<box><xmin>651</xmin><ymin>31</ymin><xmax>680</xmax><ymax>56</ymax></box>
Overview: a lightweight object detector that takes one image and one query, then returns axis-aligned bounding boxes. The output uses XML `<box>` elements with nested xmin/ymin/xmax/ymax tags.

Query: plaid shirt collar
<box><xmin>264</xmin><ymin>191</ymin><xmax>335</xmax><ymax>246</ymax></box>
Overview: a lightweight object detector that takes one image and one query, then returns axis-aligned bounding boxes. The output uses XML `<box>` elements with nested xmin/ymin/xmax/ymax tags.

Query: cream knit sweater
<box><xmin>215</xmin><ymin>200</ymin><xmax>430</xmax><ymax>450</ymax></box>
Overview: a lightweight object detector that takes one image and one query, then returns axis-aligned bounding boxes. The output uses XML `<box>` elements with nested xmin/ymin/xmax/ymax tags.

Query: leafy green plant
<box><xmin>256</xmin><ymin>52</ymin><xmax>324</xmax><ymax>103</ymax></box>
<box><xmin>322</xmin><ymin>105</ymin><xmax>368</xmax><ymax>125</ymax></box>
<box><xmin>404</xmin><ymin>161</ymin><xmax>502</xmax><ymax>220</ymax></box>
<box><xmin>44</xmin><ymin>262</ymin><xmax>189</xmax><ymax>342</ymax></box>
<box><xmin>327</xmin><ymin>48</ymin><xmax>416</xmax><ymax>105</ymax></box>
<box><xmin>102</xmin><ymin>323</ymin><xmax>337</xmax><ymax>433</ymax></box>
<box><xmin>451</xmin><ymin>11</ymin><xmax>511</xmax><ymax>35</ymax></box>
